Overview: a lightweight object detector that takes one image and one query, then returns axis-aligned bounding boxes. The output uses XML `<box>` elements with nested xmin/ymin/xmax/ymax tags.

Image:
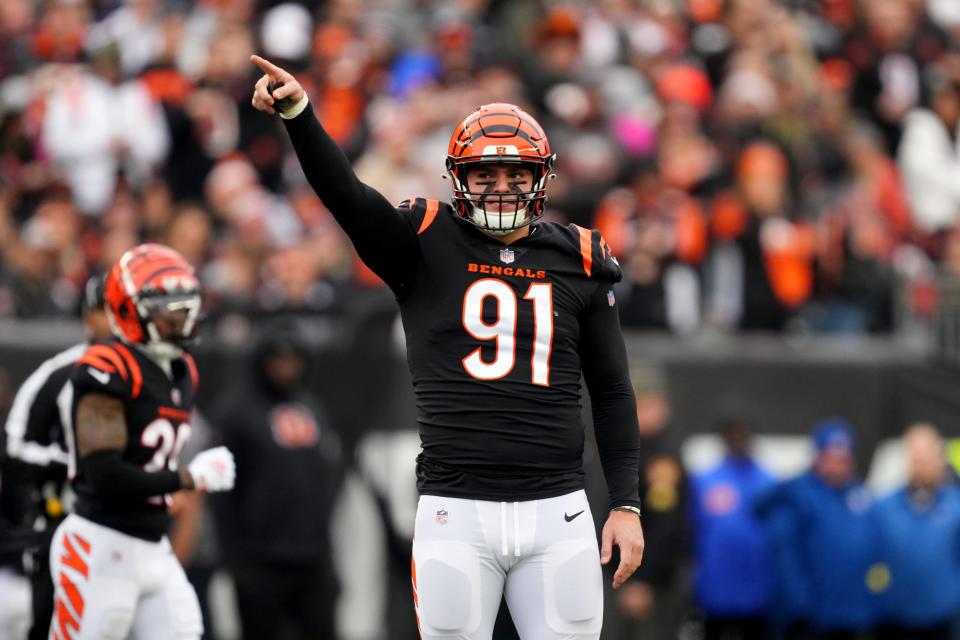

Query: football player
<box><xmin>48</xmin><ymin>244</ymin><xmax>235</xmax><ymax>640</ymax></box>
<box><xmin>251</xmin><ymin>55</ymin><xmax>644</xmax><ymax>640</ymax></box>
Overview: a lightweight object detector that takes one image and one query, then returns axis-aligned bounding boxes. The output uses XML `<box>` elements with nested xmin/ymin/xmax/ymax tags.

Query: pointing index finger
<box><xmin>250</xmin><ymin>55</ymin><xmax>286</xmax><ymax>80</ymax></box>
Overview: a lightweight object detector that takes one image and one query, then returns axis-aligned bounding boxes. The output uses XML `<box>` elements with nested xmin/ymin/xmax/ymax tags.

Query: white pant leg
<box><xmin>48</xmin><ymin>515</ymin><xmax>139</xmax><ymax>640</ymax></box>
<box><xmin>413</xmin><ymin>495</ymin><xmax>506</xmax><ymax>640</ymax></box>
<box><xmin>129</xmin><ymin>537</ymin><xmax>203</xmax><ymax>640</ymax></box>
<box><xmin>504</xmin><ymin>490</ymin><xmax>603</xmax><ymax>640</ymax></box>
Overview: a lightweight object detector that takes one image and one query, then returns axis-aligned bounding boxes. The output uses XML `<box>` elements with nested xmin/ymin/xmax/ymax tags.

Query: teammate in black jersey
<box><xmin>252</xmin><ymin>55</ymin><xmax>644</xmax><ymax>640</ymax></box>
<box><xmin>49</xmin><ymin>244</ymin><xmax>235</xmax><ymax>640</ymax></box>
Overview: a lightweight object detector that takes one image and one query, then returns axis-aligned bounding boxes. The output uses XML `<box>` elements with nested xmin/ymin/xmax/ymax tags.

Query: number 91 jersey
<box><xmin>68</xmin><ymin>340</ymin><xmax>197</xmax><ymax>540</ymax></box>
<box><xmin>396</xmin><ymin>198</ymin><xmax>622</xmax><ymax>502</ymax></box>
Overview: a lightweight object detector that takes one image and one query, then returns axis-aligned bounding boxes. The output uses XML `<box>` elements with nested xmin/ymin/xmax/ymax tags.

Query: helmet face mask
<box><xmin>446</xmin><ymin>104</ymin><xmax>555</xmax><ymax>234</ymax></box>
<box><xmin>140</xmin><ymin>292</ymin><xmax>202</xmax><ymax>346</ymax></box>
<box><xmin>452</xmin><ymin>159</ymin><xmax>547</xmax><ymax>235</ymax></box>
<box><xmin>104</xmin><ymin>244</ymin><xmax>202</xmax><ymax>359</ymax></box>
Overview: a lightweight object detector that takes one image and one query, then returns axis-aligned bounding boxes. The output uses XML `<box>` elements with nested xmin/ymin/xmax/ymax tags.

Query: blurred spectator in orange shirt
<box><xmin>707</xmin><ymin>141</ymin><xmax>815</xmax><ymax>330</ymax></box>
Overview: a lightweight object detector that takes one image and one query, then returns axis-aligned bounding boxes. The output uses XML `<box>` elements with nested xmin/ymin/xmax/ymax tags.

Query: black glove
<box><xmin>267</xmin><ymin>81</ymin><xmax>295</xmax><ymax>112</ymax></box>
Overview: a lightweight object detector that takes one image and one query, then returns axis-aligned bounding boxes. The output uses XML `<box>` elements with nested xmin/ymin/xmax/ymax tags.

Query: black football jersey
<box><xmin>68</xmin><ymin>340</ymin><xmax>197</xmax><ymax>539</ymax></box>
<box><xmin>282</xmin><ymin>108</ymin><xmax>641</xmax><ymax>509</ymax></box>
<box><xmin>396</xmin><ymin>198</ymin><xmax>622</xmax><ymax>500</ymax></box>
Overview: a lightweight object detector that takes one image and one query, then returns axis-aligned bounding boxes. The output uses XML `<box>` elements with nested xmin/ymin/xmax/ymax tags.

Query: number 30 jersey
<box><xmin>68</xmin><ymin>340</ymin><xmax>197</xmax><ymax>540</ymax></box>
<box><xmin>396</xmin><ymin>198</ymin><xmax>623</xmax><ymax>501</ymax></box>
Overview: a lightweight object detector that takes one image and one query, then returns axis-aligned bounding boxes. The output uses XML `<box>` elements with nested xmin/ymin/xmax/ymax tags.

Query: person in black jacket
<box><xmin>211</xmin><ymin>321</ymin><xmax>344</xmax><ymax>640</ymax></box>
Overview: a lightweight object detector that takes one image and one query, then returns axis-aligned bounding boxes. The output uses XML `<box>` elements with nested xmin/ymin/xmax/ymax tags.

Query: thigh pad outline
<box><xmin>414</xmin><ymin>540</ymin><xmax>483</xmax><ymax>635</ymax></box>
<box><xmin>542</xmin><ymin>539</ymin><xmax>603</xmax><ymax>634</ymax></box>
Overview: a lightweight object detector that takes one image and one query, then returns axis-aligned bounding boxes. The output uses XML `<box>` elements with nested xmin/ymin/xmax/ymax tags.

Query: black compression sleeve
<box><xmin>579</xmin><ymin>284</ymin><xmax>642</xmax><ymax>512</ymax></box>
<box><xmin>282</xmin><ymin>108</ymin><xmax>418</xmax><ymax>292</ymax></box>
<box><xmin>80</xmin><ymin>450</ymin><xmax>182</xmax><ymax>500</ymax></box>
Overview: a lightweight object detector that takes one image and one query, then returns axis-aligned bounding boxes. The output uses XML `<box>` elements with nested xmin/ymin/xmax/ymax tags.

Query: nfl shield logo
<box><xmin>171</xmin><ymin>388</ymin><xmax>181</xmax><ymax>405</ymax></box>
<box><xmin>607</xmin><ymin>289</ymin><xmax>616</xmax><ymax>307</ymax></box>
<box><xmin>499</xmin><ymin>249</ymin><xmax>515</xmax><ymax>264</ymax></box>
<box><xmin>435</xmin><ymin>509</ymin><xmax>448</xmax><ymax>525</ymax></box>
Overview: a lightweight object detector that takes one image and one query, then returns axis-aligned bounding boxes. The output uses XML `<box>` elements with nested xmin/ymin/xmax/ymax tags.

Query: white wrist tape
<box><xmin>279</xmin><ymin>94</ymin><xmax>310</xmax><ymax>120</ymax></box>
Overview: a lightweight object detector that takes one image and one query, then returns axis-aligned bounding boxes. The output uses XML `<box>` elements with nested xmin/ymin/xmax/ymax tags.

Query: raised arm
<box><xmin>250</xmin><ymin>55</ymin><xmax>418</xmax><ymax>293</ymax></box>
<box><xmin>579</xmin><ymin>283</ymin><xmax>645</xmax><ymax>588</ymax></box>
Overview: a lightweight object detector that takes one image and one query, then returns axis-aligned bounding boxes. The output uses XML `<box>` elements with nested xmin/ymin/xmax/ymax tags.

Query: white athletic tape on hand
<box><xmin>280</xmin><ymin>94</ymin><xmax>310</xmax><ymax>120</ymax></box>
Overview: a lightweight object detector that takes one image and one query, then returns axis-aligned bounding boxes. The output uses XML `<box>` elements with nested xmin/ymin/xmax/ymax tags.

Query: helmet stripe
<box><xmin>458</xmin><ymin>129</ymin><xmax>540</xmax><ymax>156</ymax></box>
<box><xmin>136</xmin><ymin>265</ymin><xmax>197</xmax><ymax>292</ymax></box>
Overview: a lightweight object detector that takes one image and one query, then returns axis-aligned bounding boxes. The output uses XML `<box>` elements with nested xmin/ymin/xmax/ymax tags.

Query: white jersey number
<box><xmin>141</xmin><ymin>418</ymin><xmax>191</xmax><ymax>505</ymax></box>
<box><xmin>461</xmin><ymin>279</ymin><xmax>554</xmax><ymax>386</ymax></box>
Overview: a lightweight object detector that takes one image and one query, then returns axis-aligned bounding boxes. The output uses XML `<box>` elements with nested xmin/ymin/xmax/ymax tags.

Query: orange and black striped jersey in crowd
<box><xmin>283</xmin><ymin>107</ymin><xmax>641</xmax><ymax>509</ymax></box>
<box><xmin>68</xmin><ymin>339</ymin><xmax>198</xmax><ymax>540</ymax></box>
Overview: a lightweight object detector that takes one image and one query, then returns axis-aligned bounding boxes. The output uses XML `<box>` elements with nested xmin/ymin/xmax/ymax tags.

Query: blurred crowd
<box><xmin>1</xmin><ymin>0</ymin><xmax>960</xmax><ymax>333</ymax></box>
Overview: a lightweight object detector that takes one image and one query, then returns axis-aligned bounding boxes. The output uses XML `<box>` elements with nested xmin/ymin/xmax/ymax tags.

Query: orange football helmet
<box><xmin>446</xmin><ymin>103</ymin><xmax>555</xmax><ymax>234</ymax></box>
<box><xmin>103</xmin><ymin>244</ymin><xmax>202</xmax><ymax>357</ymax></box>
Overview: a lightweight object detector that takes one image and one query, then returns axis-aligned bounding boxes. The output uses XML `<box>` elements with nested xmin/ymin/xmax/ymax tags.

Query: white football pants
<box><xmin>412</xmin><ymin>490</ymin><xmax>603</xmax><ymax>640</ymax></box>
<box><xmin>48</xmin><ymin>514</ymin><xmax>203</xmax><ymax>640</ymax></box>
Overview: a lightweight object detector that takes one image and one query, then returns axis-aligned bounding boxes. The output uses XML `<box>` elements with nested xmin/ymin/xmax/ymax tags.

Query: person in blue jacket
<box><xmin>756</xmin><ymin>418</ymin><xmax>881</xmax><ymax>640</ymax></box>
<box><xmin>874</xmin><ymin>423</ymin><xmax>960</xmax><ymax>640</ymax></box>
<box><xmin>690</xmin><ymin>414</ymin><xmax>776</xmax><ymax>640</ymax></box>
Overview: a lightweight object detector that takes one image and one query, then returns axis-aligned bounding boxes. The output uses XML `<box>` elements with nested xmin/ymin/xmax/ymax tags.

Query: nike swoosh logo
<box><xmin>564</xmin><ymin>510</ymin><xmax>584</xmax><ymax>522</ymax></box>
<box><xmin>87</xmin><ymin>367</ymin><xmax>110</xmax><ymax>385</ymax></box>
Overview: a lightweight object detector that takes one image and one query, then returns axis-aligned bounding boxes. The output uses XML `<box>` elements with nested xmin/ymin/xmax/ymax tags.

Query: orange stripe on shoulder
<box><xmin>111</xmin><ymin>343</ymin><xmax>142</xmax><ymax>399</ymax></box>
<box><xmin>576</xmin><ymin>225</ymin><xmax>593</xmax><ymax>277</ymax></box>
<box><xmin>76</xmin><ymin>355</ymin><xmax>115</xmax><ymax>375</ymax></box>
<box><xmin>417</xmin><ymin>199</ymin><xmax>440</xmax><ymax>235</ymax></box>
<box><xmin>86</xmin><ymin>346</ymin><xmax>128</xmax><ymax>382</ymax></box>
<box><xmin>182</xmin><ymin>352</ymin><xmax>199</xmax><ymax>394</ymax></box>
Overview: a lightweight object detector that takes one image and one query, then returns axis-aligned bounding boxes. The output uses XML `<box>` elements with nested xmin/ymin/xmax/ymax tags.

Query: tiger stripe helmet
<box><xmin>103</xmin><ymin>244</ymin><xmax>202</xmax><ymax>358</ymax></box>
<box><xmin>446</xmin><ymin>103</ymin><xmax>556</xmax><ymax>234</ymax></box>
